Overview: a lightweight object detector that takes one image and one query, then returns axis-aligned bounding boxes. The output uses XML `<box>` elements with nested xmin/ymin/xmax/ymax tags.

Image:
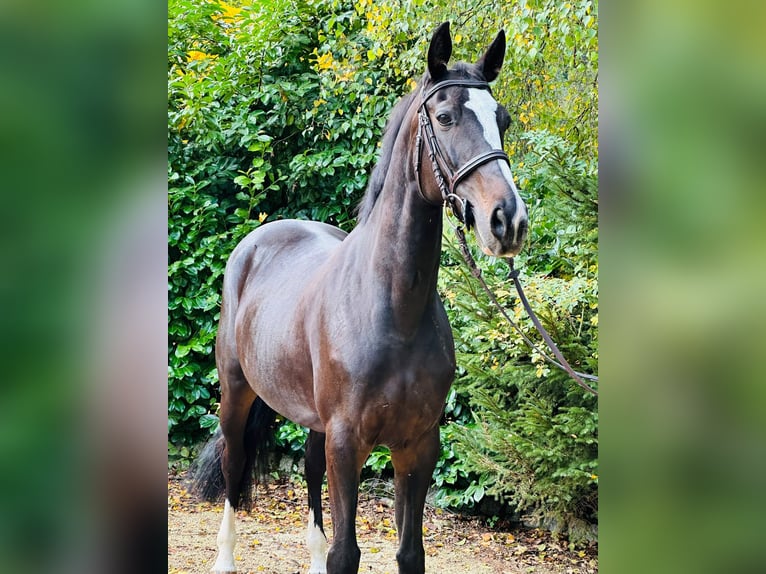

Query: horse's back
<box><xmin>223</xmin><ymin>219</ymin><xmax>346</xmax><ymax>303</ymax></box>
<box><xmin>229</xmin><ymin>218</ymin><xmax>346</xmax><ymax>265</ymax></box>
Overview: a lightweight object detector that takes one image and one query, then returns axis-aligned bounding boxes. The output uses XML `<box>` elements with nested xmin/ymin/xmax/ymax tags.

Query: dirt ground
<box><xmin>168</xmin><ymin>474</ymin><xmax>597</xmax><ymax>574</ymax></box>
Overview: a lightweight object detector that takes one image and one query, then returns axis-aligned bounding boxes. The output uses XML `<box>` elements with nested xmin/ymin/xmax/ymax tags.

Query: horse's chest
<box><xmin>314</xmin><ymin>331</ymin><xmax>455</xmax><ymax>438</ymax></box>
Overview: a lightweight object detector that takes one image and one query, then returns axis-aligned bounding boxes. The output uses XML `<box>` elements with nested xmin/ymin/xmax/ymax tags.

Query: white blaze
<box><xmin>464</xmin><ymin>89</ymin><xmax>528</xmax><ymax>235</ymax></box>
<box><xmin>306</xmin><ymin>509</ymin><xmax>328</xmax><ymax>574</ymax></box>
<box><xmin>212</xmin><ymin>499</ymin><xmax>237</xmax><ymax>573</ymax></box>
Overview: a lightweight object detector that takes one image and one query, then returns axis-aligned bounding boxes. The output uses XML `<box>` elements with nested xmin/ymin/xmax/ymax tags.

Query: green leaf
<box><xmin>199</xmin><ymin>414</ymin><xmax>219</xmax><ymax>429</ymax></box>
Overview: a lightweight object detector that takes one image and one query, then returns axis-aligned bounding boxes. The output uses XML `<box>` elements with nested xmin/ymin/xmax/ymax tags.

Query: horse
<box><xmin>192</xmin><ymin>21</ymin><xmax>528</xmax><ymax>574</ymax></box>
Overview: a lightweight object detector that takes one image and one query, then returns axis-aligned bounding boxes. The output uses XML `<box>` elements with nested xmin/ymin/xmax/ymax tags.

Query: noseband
<box><xmin>414</xmin><ymin>79</ymin><xmax>511</xmax><ymax>223</ymax></box>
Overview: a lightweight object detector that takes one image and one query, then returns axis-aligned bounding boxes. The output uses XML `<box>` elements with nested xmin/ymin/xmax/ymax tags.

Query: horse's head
<box><xmin>419</xmin><ymin>22</ymin><xmax>528</xmax><ymax>257</ymax></box>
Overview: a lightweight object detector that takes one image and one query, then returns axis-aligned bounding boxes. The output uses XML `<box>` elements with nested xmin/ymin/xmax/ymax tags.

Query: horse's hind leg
<box><xmin>305</xmin><ymin>430</ymin><xmax>328</xmax><ymax>573</ymax></box>
<box><xmin>213</xmin><ymin>363</ymin><xmax>256</xmax><ymax>574</ymax></box>
<box><xmin>391</xmin><ymin>427</ymin><xmax>440</xmax><ymax>574</ymax></box>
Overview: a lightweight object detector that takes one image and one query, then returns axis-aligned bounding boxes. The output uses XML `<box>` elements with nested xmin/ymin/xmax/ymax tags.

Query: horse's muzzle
<box><xmin>479</xmin><ymin>196</ymin><xmax>528</xmax><ymax>257</ymax></box>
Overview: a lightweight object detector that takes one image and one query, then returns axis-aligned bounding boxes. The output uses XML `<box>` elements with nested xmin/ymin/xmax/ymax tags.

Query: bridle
<box><xmin>414</xmin><ymin>79</ymin><xmax>511</xmax><ymax>224</ymax></box>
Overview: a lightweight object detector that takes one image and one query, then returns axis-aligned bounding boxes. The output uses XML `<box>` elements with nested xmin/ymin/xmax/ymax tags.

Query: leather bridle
<box><xmin>414</xmin><ymin>79</ymin><xmax>511</xmax><ymax>223</ymax></box>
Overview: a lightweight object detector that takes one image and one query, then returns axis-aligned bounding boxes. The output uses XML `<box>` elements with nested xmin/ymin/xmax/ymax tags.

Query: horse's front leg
<box><xmin>324</xmin><ymin>424</ymin><xmax>370</xmax><ymax>574</ymax></box>
<box><xmin>391</xmin><ymin>427</ymin><xmax>440</xmax><ymax>574</ymax></box>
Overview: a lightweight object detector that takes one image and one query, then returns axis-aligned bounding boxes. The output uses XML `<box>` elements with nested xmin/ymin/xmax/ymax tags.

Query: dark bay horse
<box><xmin>193</xmin><ymin>22</ymin><xmax>528</xmax><ymax>574</ymax></box>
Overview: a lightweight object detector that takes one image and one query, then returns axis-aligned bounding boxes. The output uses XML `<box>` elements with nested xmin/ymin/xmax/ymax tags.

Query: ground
<box><xmin>168</xmin><ymin>474</ymin><xmax>597</xmax><ymax>574</ymax></box>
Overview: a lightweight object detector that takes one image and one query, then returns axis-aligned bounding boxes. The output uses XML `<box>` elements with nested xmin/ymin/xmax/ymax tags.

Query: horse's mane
<box><xmin>355</xmin><ymin>83</ymin><xmax>420</xmax><ymax>224</ymax></box>
<box><xmin>355</xmin><ymin>65</ymin><xmax>480</xmax><ymax>224</ymax></box>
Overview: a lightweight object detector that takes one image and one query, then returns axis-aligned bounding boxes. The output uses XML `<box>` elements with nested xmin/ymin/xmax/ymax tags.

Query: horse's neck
<box><xmin>356</xmin><ymin>134</ymin><xmax>443</xmax><ymax>337</ymax></box>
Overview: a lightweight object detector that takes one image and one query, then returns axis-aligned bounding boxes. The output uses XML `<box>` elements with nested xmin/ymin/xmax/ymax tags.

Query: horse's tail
<box><xmin>191</xmin><ymin>397</ymin><xmax>277</xmax><ymax>510</ymax></box>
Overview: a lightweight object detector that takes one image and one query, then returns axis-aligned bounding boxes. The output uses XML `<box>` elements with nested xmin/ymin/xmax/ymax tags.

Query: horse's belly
<box><xmin>236</xmin><ymin>304</ymin><xmax>320</xmax><ymax>428</ymax></box>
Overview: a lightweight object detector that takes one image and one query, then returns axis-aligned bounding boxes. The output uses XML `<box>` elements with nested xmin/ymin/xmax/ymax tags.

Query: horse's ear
<box><xmin>476</xmin><ymin>29</ymin><xmax>506</xmax><ymax>82</ymax></box>
<box><xmin>427</xmin><ymin>22</ymin><xmax>452</xmax><ymax>81</ymax></box>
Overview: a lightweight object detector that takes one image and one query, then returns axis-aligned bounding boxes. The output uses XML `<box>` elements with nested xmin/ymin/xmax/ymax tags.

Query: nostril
<box><xmin>491</xmin><ymin>206</ymin><xmax>506</xmax><ymax>239</ymax></box>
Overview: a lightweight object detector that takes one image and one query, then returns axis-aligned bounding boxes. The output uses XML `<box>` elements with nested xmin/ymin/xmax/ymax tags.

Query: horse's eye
<box><xmin>436</xmin><ymin>113</ymin><xmax>453</xmax><ymax>126</ymax></box>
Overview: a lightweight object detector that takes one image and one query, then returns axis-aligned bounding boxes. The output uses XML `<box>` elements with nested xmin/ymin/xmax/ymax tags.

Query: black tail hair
<box><xmin>190</xmin><ymin>397</ymin><xmax>278</xmax><ymax>510</ymax></box>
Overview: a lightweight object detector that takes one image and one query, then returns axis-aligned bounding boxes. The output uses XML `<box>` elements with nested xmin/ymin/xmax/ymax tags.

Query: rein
<box><xmin>414</xmin><ymin>79</ymin><xmax>598</xmax><ymax>396</ymax></box>
<box><xmin>452</xmin><ymin>224</ymin><xmax>599</xmax><ymax>396</ymax></box>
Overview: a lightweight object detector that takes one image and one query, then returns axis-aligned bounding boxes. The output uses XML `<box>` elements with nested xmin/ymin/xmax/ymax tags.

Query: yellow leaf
<box><xmin>216</xmin><ymin>1</ymin><xmax>242</xmax><ymax>21</ymax></box>
<box><xmin>187</xmin><ymin>50</ymin><xmax>215</xmax><ymax>62</ymax></box>
<box><xmin>316</xmin><ymin>52</ymin><xmax>334</xmax><ymax>71</ymax></box>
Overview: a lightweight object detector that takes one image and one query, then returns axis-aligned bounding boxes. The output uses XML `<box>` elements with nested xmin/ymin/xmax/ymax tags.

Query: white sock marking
<box><xmin>306</xmin><ymin>509</ymin><xmax>328</xmax><ymax>574</ymax></box>
<box><xmin>212</xmin><ymin>499</ymin><xmax>237</xmax><ymax>572</ymax></box>
<box><xmin>465</xmin><ymin>88</ymin><xmax>528</xmax><ymax>236</ymax></box>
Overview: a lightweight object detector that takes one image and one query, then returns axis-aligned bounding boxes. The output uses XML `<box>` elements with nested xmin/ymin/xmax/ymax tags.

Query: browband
<box><xmin>420</xmin><ymin>79</ymin><xmax>492</xmax><ymax>106</ymax></box>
